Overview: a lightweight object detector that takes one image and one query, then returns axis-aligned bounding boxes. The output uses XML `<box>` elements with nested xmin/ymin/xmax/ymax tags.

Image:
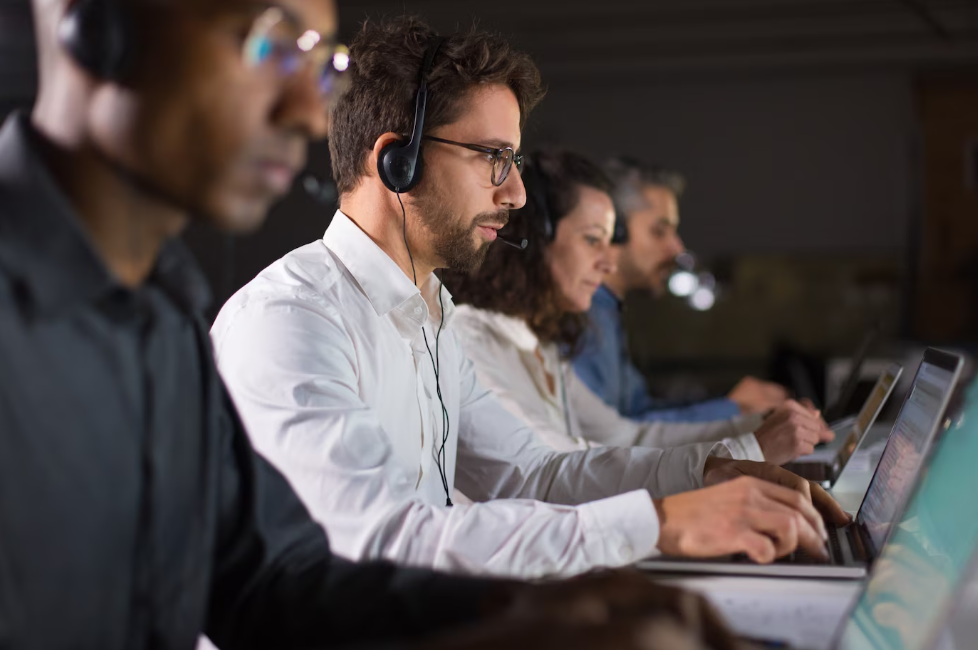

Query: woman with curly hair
<box><xmin>443</xmin><ymin>149</ymin><xmax>826</xmax><ymax>465</ymax></box>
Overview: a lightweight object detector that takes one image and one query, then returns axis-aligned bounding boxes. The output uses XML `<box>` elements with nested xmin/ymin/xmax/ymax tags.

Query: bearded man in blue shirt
<box><xmin>573</xmin><ymin>157</ymin><xmax>789</xmax><ymax>423</ymax></box>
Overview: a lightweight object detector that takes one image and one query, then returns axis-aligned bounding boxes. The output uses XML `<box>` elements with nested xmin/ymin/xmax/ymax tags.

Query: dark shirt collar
<box><xmin>0</xmin><ymin>111</ymin><xmax>210</xmax><ymax>317</ymax></box>
<box><xmin>593</xmin><ymin>284</ymin><xmax>623</xmax><ymax>313</ymax></box>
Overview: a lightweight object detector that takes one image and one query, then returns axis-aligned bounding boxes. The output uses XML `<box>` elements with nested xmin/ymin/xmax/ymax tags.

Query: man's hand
<box><xmin>464</xmin><ymin>571</ymin><xmax>744</xmax><ymax>650</ymax></box>
<box><xmin>754</xmin><ymin>400</ymin><xmax>835</xmax><ymax>464</ymax></box>
<box><xmin>703</xmin><ymin>458</ymin><xmax>852</xmax><ymax>528</ymax></box>
<box><xmin>654</xmin><ymin>475</ymin><xmax>829</xmax><ymax>564</ymax></box>
<box><xmin>728</xmin><ymin>376</ymin><xmax>788</xmax><ymax>414</ymax></box>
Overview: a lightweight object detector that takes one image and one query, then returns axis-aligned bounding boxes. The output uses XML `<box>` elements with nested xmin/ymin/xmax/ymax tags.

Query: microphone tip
<box><xmin>497</xmin><ymin>235</ymin><xmax>529</xmax><ymax>251</ymax></box>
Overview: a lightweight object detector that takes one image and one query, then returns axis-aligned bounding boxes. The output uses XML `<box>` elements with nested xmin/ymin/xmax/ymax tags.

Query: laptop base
<box><xmin>638</xmin><ymin>525</ymin><xmax>868</xmax><ymax>579</ymax></box>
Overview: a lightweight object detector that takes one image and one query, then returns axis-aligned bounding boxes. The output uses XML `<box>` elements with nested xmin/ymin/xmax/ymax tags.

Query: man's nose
<box><xmin>497</xmin><ymin>167</ymin><xmax>527</xmax><ymax>210</ymax></box>
<box><xmin>271</xmin><ymin>67</ymin><xmax>331</xmax><ymax>142</ymax></box>
<box><xmin>671</xmin><ymin>234</ymin><xmax>686</xmax><ymax>258</ymax></box>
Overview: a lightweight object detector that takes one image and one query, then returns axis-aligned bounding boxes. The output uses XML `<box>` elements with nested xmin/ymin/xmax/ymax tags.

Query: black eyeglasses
<box><xmin>423</xmin><ymin>136</ymin><xmax>523</xmax><ymax>187</ymax></box>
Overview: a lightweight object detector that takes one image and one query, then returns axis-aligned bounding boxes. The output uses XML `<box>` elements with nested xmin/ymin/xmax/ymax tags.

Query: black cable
<box><xmin>397</xmin><ymin>192</ymin><xmax>454</xmax><ymax>507</ymax></box>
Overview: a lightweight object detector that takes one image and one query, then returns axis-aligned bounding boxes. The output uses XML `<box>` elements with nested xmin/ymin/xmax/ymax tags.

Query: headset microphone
<box><xmin>497</xmin><ymin>235</ymin><xmax>528</xmax><ymax>250</ymax></box>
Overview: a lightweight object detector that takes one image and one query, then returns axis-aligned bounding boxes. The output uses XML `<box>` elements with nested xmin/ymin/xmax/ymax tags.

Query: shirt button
<box><xmin>414</xmin><ymin>306</ymin><xmax>423</xmax><ymax>315</ymax></box>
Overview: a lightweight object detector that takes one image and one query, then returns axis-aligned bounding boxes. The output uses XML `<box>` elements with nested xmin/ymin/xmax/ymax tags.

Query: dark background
<box><xmin>3</xmin><ymin>0</ymin><xmax>977</xmax><ymax>402</ymax></box>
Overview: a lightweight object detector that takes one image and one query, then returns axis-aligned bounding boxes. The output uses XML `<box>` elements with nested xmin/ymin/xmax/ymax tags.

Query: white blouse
<box><xmin>450</xmin><ymin>305</ymin><xmax>765</xmax><ymax>459</ymax></box>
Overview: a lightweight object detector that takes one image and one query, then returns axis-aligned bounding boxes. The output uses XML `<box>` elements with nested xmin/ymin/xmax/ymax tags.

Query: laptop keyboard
<box><xmin>779</xmin><ymin>526</ymin><xmax>845</xmax><ymax>565</ymax></box>
<box><xmin>725</xmin><ymin>525</ymin><xmax>857</xmax><ymax>566</ymax></box>
<box><xmin>783</xmin><ymin>461</ymin><xmax>830</xmax><ymax>482</ymax></box>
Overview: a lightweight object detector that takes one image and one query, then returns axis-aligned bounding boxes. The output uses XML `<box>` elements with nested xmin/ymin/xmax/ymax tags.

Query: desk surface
<box><xmin>646</xmin><ymin>422</ymin><xmax>895</xmax><ymax>650</ymax></box>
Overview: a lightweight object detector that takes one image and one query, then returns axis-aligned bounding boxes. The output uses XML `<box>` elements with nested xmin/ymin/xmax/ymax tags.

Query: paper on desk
<box><xmin>657</xmin><ymin>576</ymin><xmax>859</xmax><ymax>650</ymax></box>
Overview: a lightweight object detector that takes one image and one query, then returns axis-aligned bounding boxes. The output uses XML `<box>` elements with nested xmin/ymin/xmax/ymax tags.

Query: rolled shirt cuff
<box><xmin>710</xmin><ymin>432</ymin><xmax>765</xmax><ymax>462</ymax></box>
<box><xmin>577</xmin><ymin>489</ymin><xmax>661</xmax><ymax>565</ymax></box>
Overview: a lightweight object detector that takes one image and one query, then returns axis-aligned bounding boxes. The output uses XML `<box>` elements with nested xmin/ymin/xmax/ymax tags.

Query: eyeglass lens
<box><xmin>494</xmin><ymin>149</ymin><xmax>514</xmax><ymax>187</ymax></box>
<box><xmin>243</xmin><ymin>9</ymin><xmax>349</xmax><ymax>99</ymax></box>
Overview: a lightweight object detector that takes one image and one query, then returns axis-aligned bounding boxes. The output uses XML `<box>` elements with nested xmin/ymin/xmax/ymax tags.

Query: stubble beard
<box><xmin>412</xmin><ymin>184</ymin><xmax>509</xmax><ymax>275</ymax></box>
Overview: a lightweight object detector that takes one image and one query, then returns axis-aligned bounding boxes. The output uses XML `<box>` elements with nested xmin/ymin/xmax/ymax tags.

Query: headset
<box><xmin>521</xmin><ymin>152</ymin><xmax>630</xmax><ymax>246</ymax></box>
<box><xmin>376</xmin><ymin>38</ymin><xmax>446</xmax><ymax>193</ymax></box>
<box><xmin>377</xmin><ymin>36</ymin><xmax>456</xmax><ymax>506</ymax></box>
<box><xmin>58</xmin><ymin>0</ymin><xmax>134</xmax><ymax>81</ymax></box>
<box><xmin>520</xmin><ymin>153</ymin><xmax>558</xmax><ymax>243</ymax></box>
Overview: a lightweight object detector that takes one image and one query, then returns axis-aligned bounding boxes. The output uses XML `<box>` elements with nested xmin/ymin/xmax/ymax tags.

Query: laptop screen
<box><xmin>836</xmin><ymin>366</ymin><xmax>902</xmax><ymax>469</ymax></box>
<box><xmin>837</xmin><ymin>380</ymin><xmax>978</xmax><ymax>650</ymax></box>
<box><xmin>856</xmin><ymin>358</ymin><xmax>957</xmax><ymax>551</ymax></box>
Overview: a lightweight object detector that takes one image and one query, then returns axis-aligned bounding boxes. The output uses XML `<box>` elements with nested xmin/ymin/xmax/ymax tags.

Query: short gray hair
<box><xmin>603</xmin><ymin>156</ymin><xmax>686</xmax><ymax>218</ymax></box>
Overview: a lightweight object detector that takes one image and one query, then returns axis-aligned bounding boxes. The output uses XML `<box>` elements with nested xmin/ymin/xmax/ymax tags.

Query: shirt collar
<box><xmin>323</xmin><ymin>209</ymin><xmax>456</xmax><ymax>337</ymax></box>
<box><xmin>593</xmin><ymin>284</ymin><xmax>623</xmax><ymax>312</ymax></box>
<box><xmin>458</xmin><ymin>305</ymin><xmax>540</xmax><ymax>353</ymax></box>
<box><xmin>0</xmin><ymin>111</ymin><xmax>211</xmax><ymax>317</ymax></box>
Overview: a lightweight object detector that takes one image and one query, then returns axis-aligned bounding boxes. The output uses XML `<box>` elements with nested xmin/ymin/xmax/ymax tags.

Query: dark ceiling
<box><xmin>338</xmin><ymin>0</ymin><xmax>978</xmax><ymax>79</ymax></box>
<box><xmin>5</xmin><ymin>0</ymin><xmax>978</xmax><ymax>102</ymax></box>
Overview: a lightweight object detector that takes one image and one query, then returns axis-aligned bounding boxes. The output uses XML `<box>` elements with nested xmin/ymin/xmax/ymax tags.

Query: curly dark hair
<box><xmin>329</xmin><ymin>15</ymin><xmax>545</xmax><ymax>195</ymax></box>
<box><xmin>443</xmin><ymin>149</ymin><xmax>612</xmax><ymax>356</ymax></box>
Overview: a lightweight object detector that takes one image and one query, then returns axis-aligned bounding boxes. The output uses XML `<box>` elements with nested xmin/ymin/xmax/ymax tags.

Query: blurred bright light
<box><xmin>689</xmin><ymin>287</ymin><xmax>716</xmax><ymax>311</ymax></box>
<box><xmin>297</xmin><ymin>30</ymin><xmax>321</xmax><ymax>52</ymax></box>
<box><xmin>333</xmin><ymin>51</ymin><xmax>350</xmax><ymax>72</ymax></box>
<box><xmin>669</xmin><ymin>271</ymin><xmax>699</xmax><ymax>297</ymax></box>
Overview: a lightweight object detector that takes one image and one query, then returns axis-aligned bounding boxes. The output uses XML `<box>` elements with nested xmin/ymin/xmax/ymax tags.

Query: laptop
<box><xmin>784</xmin><ymin>363</ymin><xmax>903</xmax><ymax>488</ymax></box>
<box><xmin>744</xmin><ymin>375</ymin><xmax>978</xmax><ymax>650</ymax></box>
<box><xmin>638</xmin><ymin>348</ymin><xmax>963</xmax><ymax>579</ymax></box>
<box><xmin>824</xmin><ymin>326</ymin><xmax>880</xmax><ymax>423</ymax></box>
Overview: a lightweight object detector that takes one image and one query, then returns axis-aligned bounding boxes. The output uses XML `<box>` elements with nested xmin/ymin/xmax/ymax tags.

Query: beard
<box><xmin>619</xmin><ymin>249</ymin><xmax>674</xmax><ymax>296</ymax></box>
<box><xmin>411</xmin><ymin>182</ymin><xmax>510</xmax><ymax>275</ymax></box>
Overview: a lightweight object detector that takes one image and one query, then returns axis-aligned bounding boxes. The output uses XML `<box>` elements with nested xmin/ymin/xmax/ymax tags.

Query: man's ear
<box><xmin>369</xmin><ymin>132</ymin><xmax>403</xmax><ymax>171</ymax></box>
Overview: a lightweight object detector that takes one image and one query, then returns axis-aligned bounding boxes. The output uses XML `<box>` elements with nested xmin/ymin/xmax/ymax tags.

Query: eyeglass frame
<box><xmin>422</xmin><ymin>136</ymin><xmax>523</xmax><ymax>187</ymax></box>
<box><xmin>242</xmin><ymin>7</ymin><xmax>349</xmax><ymax>98</ymax></box>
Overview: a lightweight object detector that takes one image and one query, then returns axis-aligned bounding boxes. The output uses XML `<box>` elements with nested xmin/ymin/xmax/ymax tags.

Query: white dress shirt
<box><xmin>450</xmin><ymin>306</ymin><xmax>765</xmax><ymax>458</ymax></box>
<box><xmin>212</xmin><ymin>211</ymin><xmax>741</xmax><ymax>579</ymax></box>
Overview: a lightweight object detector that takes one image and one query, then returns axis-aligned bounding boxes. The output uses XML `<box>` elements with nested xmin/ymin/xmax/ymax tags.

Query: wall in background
<box><xmin>526</xmin><ymin>70</ymin><xmax>916</xmax><ymax>259</ymax></box>
<box><xmin>2</xmin><ymin>0</ymin><xmax>976</xmax><ymax>391</ymax></box>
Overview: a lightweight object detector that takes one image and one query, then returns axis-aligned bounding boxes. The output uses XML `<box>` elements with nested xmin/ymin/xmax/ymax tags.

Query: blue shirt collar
<box><xmin>592</xmin><ymin>284</ymin><xmax>623</xmax><ymax>313</ymax></box>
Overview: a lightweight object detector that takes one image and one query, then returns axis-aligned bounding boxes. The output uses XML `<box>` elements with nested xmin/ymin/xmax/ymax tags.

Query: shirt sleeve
<box><xmin>451</xmin><ymin>329</ymin><xmax>728</xmax><ymax>504</ymax></box>
<box><xmin>566</xmin><ymin>368</ymin><xmax>748</xmax><ymax>447</ymax></box>
<box><xmin>634</xmin><ymin>397</ymin><xmax>743</xmax><ymax>423</ymax></box>
<box><xmin>204</xmin><ymin>381</ymin><xmax>498</xmax><ymax>650</ymax></box>
<box><xmin>571</xmin><ymin>305</ymin><xmax>622</xmax><ymax>409</ymax></box>
<box><xmin>213</xmin><ymin>298</ymin><xmax>662</xmax><ymax>579</ymax></box>
<box><xmin>575</xmin><ymin>302</ymin><xmax>742</xmax><ymax>423</ymax></box>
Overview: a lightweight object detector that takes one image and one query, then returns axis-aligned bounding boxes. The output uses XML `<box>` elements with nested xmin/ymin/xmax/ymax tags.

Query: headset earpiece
<box><xmin>376</xmin><ymin>36</ymin><xmax>446</xmax><ymax>193</ymax></box>
<box><xmin>611</xmin><ymin>209</ymin><xmax>629</xmax><ymax>245</ymax></box>
<box><xmin>58</xmin><ymin>0</ymin><xmax>132</xmax><ymax>81</ymax></box>
<box><xmin>377</xmin><ymin>85</ymin><xmax>429</xmax><ymax>193</ymax></box>
<box><xmin>522</xmin><ymin>153</ymin><xmax>556</xmax><ymax>243</ymax></box>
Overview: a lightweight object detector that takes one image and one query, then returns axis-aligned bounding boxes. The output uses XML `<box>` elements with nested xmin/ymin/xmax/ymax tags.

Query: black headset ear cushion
<box><xmin>544</xmin><ymin>216</ymin><xmax>554</xmax><ymax>242</ymax></box>
<box><xmin>59</xmin><ymin>0</ymin><xmax>130</xmax><ymax>81</ymax></box>
<box><xmin>378</xmin><ymin>142</ymin><xmax>424</xmax><ymax>193</ymax></box>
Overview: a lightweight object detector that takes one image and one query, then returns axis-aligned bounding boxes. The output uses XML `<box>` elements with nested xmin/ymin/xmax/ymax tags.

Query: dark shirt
<box><xmin>0</xmin><ymin>112</ymin><xmax>491</xmax><ymax>650</ymax></box>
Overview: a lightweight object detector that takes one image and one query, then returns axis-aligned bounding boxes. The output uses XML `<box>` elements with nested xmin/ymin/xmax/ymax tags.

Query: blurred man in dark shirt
<box><xmin>0</xmin><ymin>0</ymin><xmax>743</xmax><ymax>648</ymax></box>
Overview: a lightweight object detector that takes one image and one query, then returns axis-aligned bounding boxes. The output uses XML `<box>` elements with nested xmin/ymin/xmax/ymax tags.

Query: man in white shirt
<box><xmin>212</xmin><ymin>16</ymin><xmax>849</xmax><ymax>580</ymax></box>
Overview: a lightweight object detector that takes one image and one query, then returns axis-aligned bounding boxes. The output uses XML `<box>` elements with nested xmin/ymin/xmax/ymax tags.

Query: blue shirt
<box><xmin>573</xmin><ymin>285</ymin><xmax>740</xmax><ymax>423</ymax></box>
